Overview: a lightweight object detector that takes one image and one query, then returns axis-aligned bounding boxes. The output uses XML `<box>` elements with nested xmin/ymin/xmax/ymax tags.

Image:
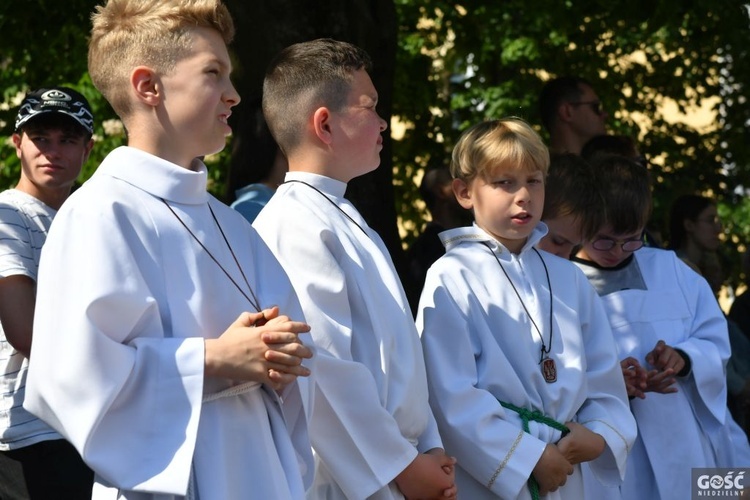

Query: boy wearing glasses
<box><xmin>572</xmin><ymin>155</ymin><xmax>750</xmax><ymax>500</ymax></box>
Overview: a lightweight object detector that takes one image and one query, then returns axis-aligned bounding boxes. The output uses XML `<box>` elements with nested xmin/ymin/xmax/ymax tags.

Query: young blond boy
<box><xmin>23</xmin><ymin>1</ymin><xmax>315</xmax><ymax>498</ymax></box>
<box><xmin>416</xmin><ymin>118</ymin><xmax>636</xmax><ymax>499</ymax></box>
<box><xmin>572</xmin><ymin>155</ymin><xmax>750</xmax><ymax>499</ymax></box>
<box><xmin>253</xmin><ymin>38</ymin><xmax>457</xmax><ymax>499</ymax></box>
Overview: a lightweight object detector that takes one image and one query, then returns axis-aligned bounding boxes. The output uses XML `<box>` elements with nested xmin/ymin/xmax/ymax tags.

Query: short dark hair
<box><xmin>591</xmin><ymin>155</ymin><xmax>652</xmax><ymax>235</ymax></box>
<box><xmin>539</xmin><ymin>76</ymin><xmax>593</xmax><ymax>133</ymax></box>
<box><xmin>581</xmin><ymin>134</ymin><xmax>639</xmax><ymax>163</ymax></box>
<box><xmin>419</xmin><ymin>167</ymin><xmax>452</xmax><ymax>213</ymax></box>
<box><xmin>543</xmin><ymin>153</ymin><xmax>604</xmax><ymax>242</ymax></box>
<box><xmin>263</xmin><ymin>38</ymin><xmax>372</xmax><ymax>156</ymax></box>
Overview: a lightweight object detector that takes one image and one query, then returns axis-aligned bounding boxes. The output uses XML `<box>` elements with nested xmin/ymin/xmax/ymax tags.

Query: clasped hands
<box><xmin>532</xmin><ymin>422</ymin><xmax>605</xmax><ymax>495</ymax></box>
<box><xmin>204</xmin><ymin>306</ymin><xmax>313</xmax><ymax>390</ymax></box>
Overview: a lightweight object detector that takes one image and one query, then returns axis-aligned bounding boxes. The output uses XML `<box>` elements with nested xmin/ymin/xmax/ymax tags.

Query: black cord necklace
<box><xmin>483</xmin><ymin>242</ymin><xmax>557</xmax><ymax>383</ymax></box>
<box><xmin>282</xmin><ymin>179</ymin><xmax>369</xmax><ymax>238</ymax></box>
<box><xmin>161</xmin><ymin>198</ymin><xmax>262</xmax><ymax>313</ymax></box>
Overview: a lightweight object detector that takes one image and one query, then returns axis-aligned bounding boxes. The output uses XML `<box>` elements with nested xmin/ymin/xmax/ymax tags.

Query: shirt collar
<box><xmin>95</xmin><ymin>147</ymin><xmax>209</xmax><ymax>205</ymax></box>
<box><xmin>440</xmin><ymin>222</ymin><xmax>549</xmax><ymax>256</ymax></box>
<box><xmin>284</xmin><ymin>171</ymin><xmax>348</xmax><ymax>199</ymax></box>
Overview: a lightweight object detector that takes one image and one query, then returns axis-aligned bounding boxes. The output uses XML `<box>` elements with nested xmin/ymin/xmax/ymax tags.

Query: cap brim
<box><xmin>15</xmin><ymin>109</ymin><xmax>93</xmax><ymax>135</ymax></box>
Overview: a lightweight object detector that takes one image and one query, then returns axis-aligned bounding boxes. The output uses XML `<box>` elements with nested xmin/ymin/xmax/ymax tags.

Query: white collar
<box><xmin>439</xmin><ymin>222</ymin><xmax>549</xmax><ymax>256</ymax></box>
<box><xmin>95</xmin><ymin>147</ymin><xmax>209</xmax><ymax>205</ymax></box>
<box><xmin>284</xmin><ymin>171</ymin><xmax>347</xmax><ymax>199</ymax></box>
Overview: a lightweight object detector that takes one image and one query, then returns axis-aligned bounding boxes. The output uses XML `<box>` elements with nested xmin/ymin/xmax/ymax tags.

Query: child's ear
<box><xmin>312</xmin><ymin>107</ymin><xmax>333</xmax><ymax>145</ymax></box>
<box><xmin>452</xmin><ymin>178</ymin><xmax>474</xmax><ymax>210</ymax></box>
<box><xmin>131</xmin><ymin>66</ymin><xmax>160</xmax><ymax>107</ymax></box>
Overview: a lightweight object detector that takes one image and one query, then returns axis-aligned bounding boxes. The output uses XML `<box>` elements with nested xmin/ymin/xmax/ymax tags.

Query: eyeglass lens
<box><xmin>592</xmin><ymin>238</ymin><xmax>644</xmax><ymax>252</ymax></box>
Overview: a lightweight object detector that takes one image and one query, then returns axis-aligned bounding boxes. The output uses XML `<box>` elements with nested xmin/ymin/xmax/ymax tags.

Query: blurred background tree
<box><xmin>2</xmin><ymin>0</ymin><xmax>749</xmax><ymax>287</ymax></box>
<box><xmin>392</xmin><ymin>0</ymin><xmax>750</xmax><ymax>291</ymax></box>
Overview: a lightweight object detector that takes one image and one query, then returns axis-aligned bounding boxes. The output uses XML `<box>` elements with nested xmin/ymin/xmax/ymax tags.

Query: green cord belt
<box><xmin>499</xmin><ymin>400</ymin><xmax>570</xmax><ymax>500</ymax></box>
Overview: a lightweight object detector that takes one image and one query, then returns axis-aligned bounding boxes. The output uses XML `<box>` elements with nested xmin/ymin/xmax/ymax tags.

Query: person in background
<box><xmin>666</xmin><ymin>194</ymin><xmax>723</xmax><ymax>274</ymax></box>
<box><xmin>668</xmin><ymin>197</ymin><xmax>750</xmax><ymax>439</ymax></box>
<box><xmin>729</xmin><ymin>249</ymin><xmax>750</xmax><ymax>341</ymax></box>
<box><xmin>539</xmin><ymin>76</ymin><xmax>607</xmax><ymax>155</ymax></box>
<box><xmin>0</xmin><ymin>86</ymin><xmax>95</xmax><ymax>500</ymax></box>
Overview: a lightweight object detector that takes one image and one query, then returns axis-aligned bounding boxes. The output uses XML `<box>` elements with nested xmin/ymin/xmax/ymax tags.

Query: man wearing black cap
<box><xmin>0</xmin><ymin>86</ymin><xmax>94</xmax><ymax>499</ymax></box>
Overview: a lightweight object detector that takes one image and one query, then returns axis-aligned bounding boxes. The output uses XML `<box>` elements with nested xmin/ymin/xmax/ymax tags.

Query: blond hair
<box><xmin>450</xmin><ymin>118</ymin><xmax>550</xmax><ymax>182</ymax></box>
<box><xmin>263</xmin><ymin>38</ymin><xmax>372</xmax><ymax>156</ymax></box>
<box><xmin>89</xmin><ymin>0</ymin><xmax>234</xmax><ymax>119</ymax></box>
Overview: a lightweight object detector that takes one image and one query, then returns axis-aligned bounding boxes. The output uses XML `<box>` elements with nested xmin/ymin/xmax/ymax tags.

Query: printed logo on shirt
<box><xmin>692</xmin><ymin>468</ymin><xmax>750</xmax><ymax>498</ymax></box>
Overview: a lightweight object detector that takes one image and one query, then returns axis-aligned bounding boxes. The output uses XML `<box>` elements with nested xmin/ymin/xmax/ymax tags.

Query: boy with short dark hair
<box><xmin>417</xmin><ymin>118</ymin><xmax>635</xmax><ymax>499</ymax></box>
<box><xmin>537</xmin><ymin>153</ymin><xmax>604</xmax><ymax>259</ymax></box>
<box><xmin>23</xmin><ymin>1</ymin><xmax>315</xmax><ymax>498</ymax></box>
<box><xmin>572</xmin><ymin>155</ymin><xmax>750</xmax><ymax>500</ymax></box>
<box><xmin>0</xmin><ymin>86</ymin><xmax>95</xmax><ymax>499</ymax></box>
<box><xmin>254</xmin><ymin>38</ymin><xmax>457</xmax><ymax>500</ymax></box>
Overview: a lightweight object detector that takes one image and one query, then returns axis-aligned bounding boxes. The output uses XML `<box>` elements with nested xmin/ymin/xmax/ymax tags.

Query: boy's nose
<box><xmin>608</xmin><ymin>244</ymin><xmax>626</xmax><ymax>257</ymax></box>
<box><xmin>516</xmin><ymin>185</ymin><xmax>531</xmax><ymax>203</ymax></box>
<box><xmin>225</xmin><ymin>84</ymin><xmax>241</xmax><ymax>107</ymax></box>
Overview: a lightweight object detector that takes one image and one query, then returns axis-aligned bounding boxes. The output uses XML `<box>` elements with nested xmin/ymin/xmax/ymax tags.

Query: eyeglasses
<box><xmin>569</xmin><ymin>100</ymin><xmax>604</xmax><ymax>116</ymax></box>
<box><xmin>591</xmin><ymin>237</ymin><xmax>644</xmax><ymax>252</ymax></box>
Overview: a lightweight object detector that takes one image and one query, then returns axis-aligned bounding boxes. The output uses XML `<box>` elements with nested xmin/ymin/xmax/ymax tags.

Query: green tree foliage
<box><xmin>393</xmin><ymin>1</ymin><xmax>750</xmax><ymax>285</ymax></box>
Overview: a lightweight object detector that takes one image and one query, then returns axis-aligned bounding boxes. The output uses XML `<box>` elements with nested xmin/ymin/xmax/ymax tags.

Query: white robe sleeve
<box><xmin>571</xmin><ymin>272</ymin><xmax>636</xmax><ymax>485</ymax></box>
<box><xmin>672</xmin><ymin>258</ymin><xmax>731</xmax><ymax>427</ymax></box>
<box><xmin>24</xmin><ymin>202</ymin><xmax>204</xmax><ymax>495</ymax></box>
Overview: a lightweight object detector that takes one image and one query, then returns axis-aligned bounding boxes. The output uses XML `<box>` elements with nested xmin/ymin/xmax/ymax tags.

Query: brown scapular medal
<box><xmin>542</xmin><ymin>356</ymin><xmax>557</xmax><ymax>383</ymax></box>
